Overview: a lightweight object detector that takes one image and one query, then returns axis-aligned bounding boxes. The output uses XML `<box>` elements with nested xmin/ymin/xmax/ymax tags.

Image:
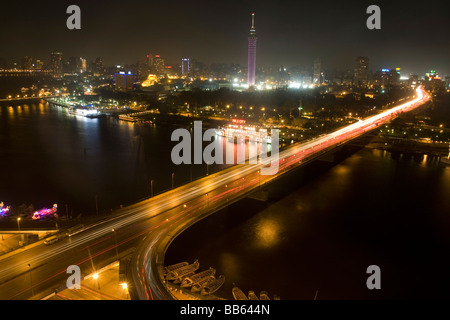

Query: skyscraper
<box><xmin>114</xmin><ymin>72</ymin><xmax>135</xmax><ymax>91</ymax></box>
<box><xmin>80</xmin><ymin>58</ymin><xmax>87</xmax><ymax>73</ymax></box>
<box><xmin>21</xmin><ymin>56</ymin><xmax>33</xmax><ymax>70</ymax></box>
<box><xmin>182</xmin><ymin>58</ymin><xmax>190</xmax><ymax>77</ymax></box>
<box><xmin>68</xmin><ymin>56</ymin><xmax>83</xmax><ymax>74</ymax></box>
<box><xmin>50</xmin><ymin>52</ymin><xmax>63</xmax><ymax>79</ymax></box>
<box><xmin>354</xmin><ymin>56</ymin><xmax>369</xmax><ymax>85</ymax></box>
<box><xmin>313</xmin><ymin>58</ymin><xmax>322</xmax><ymax>85</ymax></box>
<box><xmin>94</xmin><ymin>57</ymin><xmax>104</xmax><ymax>76</ymax></box>
<box><xmin>247</xmin><ymin>13</ymin><xmax>257</xmax><ymax>87</ymax></box>
<box><xmin>153</xmin><ymin>55</ymin><xmax>165</xmax><ymax>77</ymax></box>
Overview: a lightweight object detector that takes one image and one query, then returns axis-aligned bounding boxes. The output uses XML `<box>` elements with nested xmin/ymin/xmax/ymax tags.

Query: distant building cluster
<box><xmin>0</xmin><ymin>13</ymin><xmax>448</xmax><ymax>95</ymax></box>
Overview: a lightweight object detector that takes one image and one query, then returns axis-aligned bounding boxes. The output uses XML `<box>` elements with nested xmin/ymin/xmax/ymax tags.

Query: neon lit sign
<box><xmin>232</xmin><ymin>119</ymin><xmax>246</xmax><ymax>124</ymax></box>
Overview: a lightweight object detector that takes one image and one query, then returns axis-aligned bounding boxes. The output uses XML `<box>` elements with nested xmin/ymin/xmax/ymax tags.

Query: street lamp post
<box><xmin>121</xmin><ymin>283</ymin><xmax>129</xmax><ymax>299</ymax></box>
<box><xmin>93</xmin><ymin>273</ymin><xmax>100</xmax><ymax>290</ymax></box>
<box><xmin>95</xmin><ymin>194</ymin><xmax>99</xmax><ymax>216</ymax></box>
<box><xmin>17</xmin><ymin>217</ymin><xmax>21</xmax><ymax>231</ymax></box>
<box><xmin>150</xmin><ymin>180</ymin><xmax>154</xmax><ymax>197</ymax></box>
<box><xmin>112</xmin><ymin>229</ymin><xmax>119</xmax><ymax>261</ymax></box>
<box><xmin>172</xmin><ymin>173</ymin><xmax>174</xmax><ymax>189</ymax></box>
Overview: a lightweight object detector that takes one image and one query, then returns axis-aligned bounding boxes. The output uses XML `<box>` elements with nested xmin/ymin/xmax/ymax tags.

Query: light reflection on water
<box><xmin>0</xmin><ymin>103</ymin><xmax>265</xmax><ymax>216</ymax></box>
<box><xmin>166</xmin><ymin>147</ymin><xmax>450</xmax><ymax>300</ymax></box>
<box><xmin>253</xmin><ymin>218</ymin><xmax>282</xmax><ymax>248</ymax></box>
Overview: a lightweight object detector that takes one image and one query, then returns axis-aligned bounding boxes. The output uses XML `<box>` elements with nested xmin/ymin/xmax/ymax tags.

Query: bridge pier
<box><xmin>317</xmin><ymin>152</ymin><xmax>335</xmax><ymax>163</ymax></box>
<box><xmin>247</xmin><ymin>189</ymin><xmax>269</xmax><ymax>202</ymax></box>
<box><xmin>18</xmin><ymin>234</ymin><xmax>40</xmax><ymax>246</ymax></box>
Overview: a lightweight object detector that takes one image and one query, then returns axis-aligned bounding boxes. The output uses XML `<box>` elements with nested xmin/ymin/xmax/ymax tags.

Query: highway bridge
<box><xmin>0</xmin><ymin>86</ymin><xmax>430</xmax><ymax>300</ymax></box>
<box><xmin>130</xmin><ymin>86</ymin><xmax>431</xmax><ymax>300</ymax></box>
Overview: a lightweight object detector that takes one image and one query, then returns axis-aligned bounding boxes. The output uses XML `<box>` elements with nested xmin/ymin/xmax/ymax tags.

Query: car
<box><xmin>44</xmin><ymin>236</ymin><xmax>59</xmax><ymax>246</ymax></box>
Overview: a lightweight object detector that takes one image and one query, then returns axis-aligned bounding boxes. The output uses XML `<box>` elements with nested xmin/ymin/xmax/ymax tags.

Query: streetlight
<box><xmin>93</xmin><ymin>273</ymin><xmax>100</xmax><ymax>290</ymax></box>
<box><xmin>95</xmin><ymin>194</ymin><xmax>99</xmax><ymax>216</ymax></box>
<box><xmin>17</xmin><ymin>217</ymin><xmax>21</xmax><ymax>231</ymax></box>
<box><xmin>121</xmin><ymin>283</ymin><xmax>129</xmax><ymax>299</ymax></box>
<box><xmin>112</xmin><ymin>229</ymin><xmax>119</xmax><ymax>261</ymax></box>
<box><xmin>150</xmin><ymin>179</ymin><xmax>154</xmax><ymax>197</ymax></box>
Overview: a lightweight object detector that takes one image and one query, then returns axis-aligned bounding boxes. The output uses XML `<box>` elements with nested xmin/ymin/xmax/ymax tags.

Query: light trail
<box><xmin>0</xmin><ymin>86</ymin><xmax>429</xmax><ymax>299</ymax></box>
<box><xmin>133</xmin><ymin>86</ymin><xmax>430</xmax><ymax>299</ymax></box>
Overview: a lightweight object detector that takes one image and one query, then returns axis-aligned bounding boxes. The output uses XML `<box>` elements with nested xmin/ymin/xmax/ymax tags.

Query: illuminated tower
<box><xmin>247</xmin><ymin>13</ymin><xmax>257</xmax><ymax>87</ymax></box>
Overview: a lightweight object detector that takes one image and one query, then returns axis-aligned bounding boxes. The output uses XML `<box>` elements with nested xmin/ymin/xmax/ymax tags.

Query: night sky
<box><xmin>1</xmin><ymin>0</ymin><xmax>449</xmax><ymax>75</ymax></box>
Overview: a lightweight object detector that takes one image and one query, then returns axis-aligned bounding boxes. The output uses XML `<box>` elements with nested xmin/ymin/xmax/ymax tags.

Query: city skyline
<box><xmin>1</xmin><ymin>1</ymin><xmax>450</xmax><ymax>76</ymax></box>
<box><xmin>1</xmin><ymin>0</ymin><xmax>450</xmax><ymax>305</ymax></box>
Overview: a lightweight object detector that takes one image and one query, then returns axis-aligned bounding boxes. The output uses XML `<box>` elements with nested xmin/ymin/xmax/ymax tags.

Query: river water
<box><xmin>1</xmin><ymin>102</ymin><xmax>450</xmax><ymax>299</ymax></box>
<box><xmin>166</xmin><ymin>148</ymin><xmax>450</xmax><ymax>300</ymax></box>
<box><xmin>0</xmin><ymin>102</ymin><xmax>227</xmax><ymax>217</ymax></box>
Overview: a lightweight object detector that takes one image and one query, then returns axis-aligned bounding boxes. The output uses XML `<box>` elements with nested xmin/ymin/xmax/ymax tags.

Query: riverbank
<box><xmin>366</xmin><ymin>135</ymin><xmax>449</xmax><ymax>156</ymax></box>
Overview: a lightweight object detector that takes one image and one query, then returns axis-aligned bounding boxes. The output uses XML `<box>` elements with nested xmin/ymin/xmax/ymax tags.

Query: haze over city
<box><xmin>0</xmin><ymin>0</ymin><xmax>449</xmax><ymax>312</ymax></box>
<box><xmin>1</xmin><ymin>0</ymin><xmax>450</xmax><ymax>75</ymax></box>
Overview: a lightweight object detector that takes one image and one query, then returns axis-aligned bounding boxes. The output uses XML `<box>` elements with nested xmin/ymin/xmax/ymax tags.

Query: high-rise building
<box><xmin>50</xmin><ymin>52</ymin><xmax>63</xmax><ymax>78</ymax></box>
<box><xmin>114</xmin><ymin>72</ymin><xmax>135</xmax><ymax>91</ymax></box>
<box><xmin>146</xmin><ymin>54</ymin><xmax>154</xmax><ymax>68</ymax></box>
<box><xmin>35</xmin><ymin>59</ymin><xmax>44</xmax><ymax>70</ymax></box>
<box><xmin>68</xmin><ymin>57</ymin><xmax>79</xmax><ymax>74</ymax></box>
<box><xmin>313</xmin><ymin>58</ymin><xmax>322</xmax><ymax>85</ymax></box>
<box><xmin>153</xmin><ymin>55</ymin><xmax>165</xmax><ymax>77</ymax></box>
<box><xmin>141</xmin><ymin>53</ymin><xmax>154</xmax><ymax>76</ymax></box>
<box><xmin>182</xmin><ymin>58</ymin><xmax>190</xmax><ymax>77</ymax></box>
<box><xmin>94</xmin><ymin>57</ymin><xmax>103</xmax><ymax>76</ymax></box>
<box><xmin>247</xmin><ymin>13</ymin><xmax>257</xmax><ymax>87</ymax></box>
<box><xmin>354</xmin><ymin>56</ymin><xmax>369</xmax><ymax>85</ymax></box>
<box><xmin>80</xmin><ymin>58</ymin><xmax>87</xmax><ymax>73</ymax></box>
<box><xmin>21</xmin><ymin>56</ymin><xmax>33</xmax><ymax>70</ymax></box>
<box><xmin>66</xmin><ymin>57</ymin><xmax>87</xmax><ymax>74</ymax></box>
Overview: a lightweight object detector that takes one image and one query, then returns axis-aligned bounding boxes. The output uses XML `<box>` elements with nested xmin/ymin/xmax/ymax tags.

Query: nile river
<box><xmin>1</xmin><ymin>102</ymin><xmax>450</xmax><ymax>299</ymax></box>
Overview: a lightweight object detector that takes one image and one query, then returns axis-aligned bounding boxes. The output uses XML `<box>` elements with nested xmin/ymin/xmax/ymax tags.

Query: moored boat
<box><xmin>164</xmin><ymin>262</ymin><xmax>189</xmax><ymax>276</ymax></box>
<box><xmin>118</xmin><ymin>114</ymin><xmax>138</xmax><ymax>122</ymax></box>
<box><xmin>248</xmin><ymin>291</ymin><xmax>259</xmax><ymax>300</ymax></box>
<box><xmin>201</xmin><ymin>275</ymin><xmax>225</xmax><ymax>295</ymax></box>
<box><xmin>232</xmin><ymin>285</ymin><xmax>248</xmax><ymax>300</ymax></box>
<box><xmin>180</xmin><ymin>267</ymin><xmax>216</xmax><ymax>288</ymax></box>
<box><xmin>165</xmin><ymin>259</ymin><xmax>199</xmax><ymax>281</ymax></box>
<box><xmin>440</xmin><ymin>146</ymin><xmax>450</xmax><ymax>165</ymax></box>
<box><xmin>32</xmin><ymin>204</ymin><xmax>58</xmax><ymax>220</ymax></box>
<box><xmin>191</xmin><ymin>276</ymin><xmax>215</xmax><ymax>293</ymax></box>
<box><xmin>0</xmin><ymin>202</ymin><xmax>10</xmax><ymax>217</ymax></box>
<box><xmin>259</xmin><ymin>291</ymin><xmax>270</xmax><ymax>300</ymax></box>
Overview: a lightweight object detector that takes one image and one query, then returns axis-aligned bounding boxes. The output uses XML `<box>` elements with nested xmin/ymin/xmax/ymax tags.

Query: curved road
<box><xmin>0</xmin><ymin>86</ymin><xmax>429</xmax><ymax>299</ymax></box>
<box><xmin>131</xmin><ymin>86</ymin><xmax>430</xmax><ymax>300</ymax></box>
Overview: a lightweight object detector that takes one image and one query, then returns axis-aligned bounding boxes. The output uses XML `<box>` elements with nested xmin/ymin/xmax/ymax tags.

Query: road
<box><xmin>131</xmin><ymin>86</ymin><xmax>430</xmax><ymax>299</ymax></box>
<box><xmin>0</xmin><ymin>86</ymin><xmax>429</xmax><ymax>300</ymax></box>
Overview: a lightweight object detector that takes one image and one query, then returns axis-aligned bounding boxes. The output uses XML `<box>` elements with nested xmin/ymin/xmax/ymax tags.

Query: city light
<box><xmin>0</xmin><ymin>1</ymin><xmax>448</xmax><ymax>305</ymax></box>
